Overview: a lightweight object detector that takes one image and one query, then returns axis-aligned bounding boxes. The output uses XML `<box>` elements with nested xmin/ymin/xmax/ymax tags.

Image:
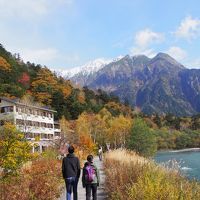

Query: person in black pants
<box><xmin>82</xmin><ymin>155</ymin><xmax>100</xmax><ymax>200</ymax></box>
<box><xmin>62</xmin><ymin>145</ymin><xmax>81</xmax><ymax>200</ymax></box>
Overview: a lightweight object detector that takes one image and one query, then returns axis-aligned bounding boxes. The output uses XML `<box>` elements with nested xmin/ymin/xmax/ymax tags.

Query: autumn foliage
<box><xmin>18</xmin><ymin>72</ymin><xmax>30</xmax><ymax>87</ymax></box>
<box><xmin>0</xmin><ymin>56</ymin><xmax>11</xmax><ymax>71</ymax></box>
<box><xmin>0</xmin><ymin>157</ymin><xmax>62</xmax><ymax>200</ymax></box>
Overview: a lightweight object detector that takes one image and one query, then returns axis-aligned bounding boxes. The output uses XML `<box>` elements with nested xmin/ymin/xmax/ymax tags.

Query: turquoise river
<box><xmin>155</xmin><ymin>149</ymin><xmax>200</xmax><ymax>181</ymax></box>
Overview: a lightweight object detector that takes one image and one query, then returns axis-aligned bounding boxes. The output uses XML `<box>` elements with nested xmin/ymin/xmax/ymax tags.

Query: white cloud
<box><xmin>174</xmin><ymin>16</ymin><xmax>200</xmax><ymax>40</ymax></box>
<box><xmin>20</xmin><ymin>48</ymin><xmax>60</xmax><ymax>63</ymax></box>
<box><xmin>130</xmin><ymin>29</ymin><xmax>164</xmax><ymax>57</ymax></box>
<box><xmin>7</xmin><ymin>47</ymin><xmax>79</xmax><ymax>68</ymax></box>
<box><xmin>135</xmin><ymin>29</ymin><xmax>164</xmax><ymax>48</ymax></box>
<box><xmin>186</xmin><ymin>59</ymin><xmax>200</xmax><ymax>69</ymax></box>
<box><xmin>130</xmin><ymin>47</ymin><xmax>156</xmax><ymax>58</ymax></box>
<box><xmin>0</xmin><ymin>0</ymin><xmax>73</xmax><ymax>19</ymax></box>
<box><xmin>166</xmin><ymin>46</ymin><xmax>187</xmax><ymax>61</ymax></box>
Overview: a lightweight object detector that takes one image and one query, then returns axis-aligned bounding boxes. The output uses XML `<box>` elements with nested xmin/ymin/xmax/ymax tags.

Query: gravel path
<box><xmin>59</xmin><ymin>157</ymin><xmax>107</xmax><ymax>200</ymax></box>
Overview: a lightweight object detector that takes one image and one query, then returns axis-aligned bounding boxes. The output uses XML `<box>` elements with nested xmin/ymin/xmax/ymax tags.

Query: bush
<box><xmin>0</xmin><ymin>158</ymin><xmax>62</xmax><ymax>200</ymax></box>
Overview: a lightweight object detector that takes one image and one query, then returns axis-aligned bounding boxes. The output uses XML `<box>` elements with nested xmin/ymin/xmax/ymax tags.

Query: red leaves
<box><xmin>18</xmin><ymin>72</ymin><xmax>30</xmax><ymax>87</ymax></box>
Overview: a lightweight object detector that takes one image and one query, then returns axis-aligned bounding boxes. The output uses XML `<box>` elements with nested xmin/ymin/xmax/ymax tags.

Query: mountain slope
<box><xmin>68</xmin><ymin>53</ymin><xmax>200</xmax><ymax>116</ymax></box>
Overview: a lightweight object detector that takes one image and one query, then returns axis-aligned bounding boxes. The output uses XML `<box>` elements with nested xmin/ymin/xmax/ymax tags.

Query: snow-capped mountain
<box><xmin>56</xmin><ymin>58</ymin><xmax>110</xmax><ymax>79</ymax></box>
<box><xmin>56</xmin><ymin>56</ymin><xmax>124</xmax><ymax>79</ymax></box>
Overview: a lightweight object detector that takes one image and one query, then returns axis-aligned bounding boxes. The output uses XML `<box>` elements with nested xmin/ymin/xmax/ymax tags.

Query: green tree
<box><xmin>0</xmin><ymin>123</ymin><xmax>32</xmax><ymax>175</ymax></box>
<box><xmin>128</xmin><ymin>118</ymin><xmax>157</xmax><ymax>157</ymax></box>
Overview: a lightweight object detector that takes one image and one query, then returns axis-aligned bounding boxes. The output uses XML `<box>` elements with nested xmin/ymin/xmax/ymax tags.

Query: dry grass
<box><xmin>104</xmin><ymin>150</ymin><xmax>200</xmax><ymax>200</ymax></box>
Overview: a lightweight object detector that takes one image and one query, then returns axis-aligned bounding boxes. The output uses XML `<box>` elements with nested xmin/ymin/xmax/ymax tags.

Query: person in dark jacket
<box><xmin>62</xmin><ymin>145</ymin><xmax>81</xmax><ymax>200</ymax></box>
<box><xmin>82</xmin><ymin>155</ymin><xmax>100</xmax><ymax>200</ymax></box>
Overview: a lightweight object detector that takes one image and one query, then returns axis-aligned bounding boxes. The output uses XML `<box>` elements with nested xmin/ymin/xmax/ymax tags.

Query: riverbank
<box><xmin>167</xmin><ymin>148</ymin><xmax>200</xmax><ymax>153</ymax></box>
<box><xmin>104</xmin><ymin>150</ymin><xmax>200</xmax><ymax>200</ymax></box>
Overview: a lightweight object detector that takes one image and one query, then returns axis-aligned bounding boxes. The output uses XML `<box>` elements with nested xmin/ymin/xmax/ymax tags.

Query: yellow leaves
<box><xmin>77</xmin><ymin>91</ymin><xmax>85</xmax><ymax>104</ymax></box>
<box><xmin>0</xmin><ymin>56</ymin><xmax>11</xmax><ymax>71</ymax></box>
<box><xmin>57</xmin><ymin>83</ymin><xmax>72</xmax><ymax>98</ymax></box>
<box><xmin>74</xmin><ymin>109</ymin><xmax>133</xmax><ymax>148</ymax></box>
<box><xmin>109</xmin><ymin>115</ymin><xmax>132</xmax><ymax>147</ymax></box>
<box><xmin>35</xmin><ymin>68</ymin><xmax>57</xmax><ymax>85</ymax></box>
<box><xmin>33</xmin><ymin>92</ymin><xmax>52</xmax><ymax>105</ymax></box>
<box><xmin>98</xmin><ymin>108</ymin><xmax>112</xmax><ymax>122</ymax></box>
<box><xmin>0</xmin><ymin>123</ymin><xmax>32</xmax><ymax>174</ymax></box>
<box><xmin>76</xmin><ymin>112</ymin><xmax>90</xmax><ymax>136</ymax></box>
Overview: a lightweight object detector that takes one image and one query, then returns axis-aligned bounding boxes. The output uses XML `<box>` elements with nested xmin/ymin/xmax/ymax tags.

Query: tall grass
<box><xmin>104</xmin><ymin>150</ymin><xmax>200</xmax><ymax>200</ymax></box>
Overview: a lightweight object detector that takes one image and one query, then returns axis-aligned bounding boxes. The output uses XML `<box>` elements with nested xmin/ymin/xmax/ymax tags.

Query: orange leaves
<box><xmin>31</xmin><ymin>68</ymin><xmax>58</xmax><ymax>104</ymax></box>
<box><xmin>0</xmin><ymin>56</ymin><xmax>11</xmax><ymax>71</ymax></box>
<box><xmin>31</xmin><ymin>67</ymin><xmax>73</xmax><ymax>104</ymax></box>
<box><xmin>78</xmin><ymin>135</ymin><xmax>95</xmax><ymax>152</ymax></box>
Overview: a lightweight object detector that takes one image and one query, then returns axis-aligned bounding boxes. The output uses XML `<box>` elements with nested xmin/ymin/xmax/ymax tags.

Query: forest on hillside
<box><xmin>0</xmin><ymin>43</ymin><xmax>200</xmax><ymax>153</ymax></box>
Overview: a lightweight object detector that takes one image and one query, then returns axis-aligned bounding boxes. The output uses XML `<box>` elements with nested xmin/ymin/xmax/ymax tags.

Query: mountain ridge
<box><xmin>65</xmin><ymin>53</ymin><xmax>200</xmax><ymax>116</ymax></box>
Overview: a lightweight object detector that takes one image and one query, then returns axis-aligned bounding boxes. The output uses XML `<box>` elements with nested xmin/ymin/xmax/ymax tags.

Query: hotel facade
<box><xmin>0</xmin><ymin>97</ymin><xmax>61</xmax><ymax>153</ymax></box>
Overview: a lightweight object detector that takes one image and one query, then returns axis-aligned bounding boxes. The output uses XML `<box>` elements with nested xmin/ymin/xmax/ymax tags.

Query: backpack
<box><xmin>85</xmin><ymin>164</ymin><xmax>96</xmax><ymax>182</ymax></box>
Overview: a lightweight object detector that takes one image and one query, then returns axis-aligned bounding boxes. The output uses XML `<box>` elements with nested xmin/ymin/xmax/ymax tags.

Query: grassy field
<box><xmin>104</xmin><ymin>150</ymin><xmax>200</xmax><ymax>200</ymax></box>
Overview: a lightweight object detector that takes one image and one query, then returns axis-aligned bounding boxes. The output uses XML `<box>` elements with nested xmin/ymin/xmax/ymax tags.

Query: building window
<box><xmin>16</xmin><ymin>119</ymin><xmax>24</xmax><ymax>125</ymax></box>
<box><xmin>54</xmin><ymin>123</ymin><xmax>60</xmax><ymax>129</ymax></box>
<box><xmin>0</xmin><ymin>107</ymin><xmax>5</xmax><ymax>113</ymax></box>
<box><xmin>16</xmin><ymin>106</ymin><xmax>22</xmax><ymax>114</ymax></box>
<box><xmin>34</xmin><ymin>145</ymin><xmax>40</xmax><ymax>152</ymax></box>
<box><xmin>42</xmin><ymin>146</ymin><xmax>47</xmax><ymax>152</ymax></box>
<box><xmin>25</xmin><ymin>132</ymin><xmax>32</xmax><ymax>139</ymax></box>
<box><xmin>0</xmin><ymin>106</ymin><xmax>14</xmax><ymax>113</ymax></box>
<box><xmin>48</xmin><ymin>134</ymin><xmax>53</xmax><ymax>139</ymax></box>
<box><xmin>42</xmin><ymin>112</ymin><xmax>46</xmax><ymax>118</ymax></box>
<box><xmin>55</xmin><ymin>132</ymin><xmax>60</xmax><ymax>137</ymax></box>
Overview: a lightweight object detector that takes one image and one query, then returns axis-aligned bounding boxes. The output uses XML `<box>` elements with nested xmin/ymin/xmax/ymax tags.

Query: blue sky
<box><xmin>1</xmin><ymin>0</ymin><xmax>200</xmax><ymax>69</ymax></box>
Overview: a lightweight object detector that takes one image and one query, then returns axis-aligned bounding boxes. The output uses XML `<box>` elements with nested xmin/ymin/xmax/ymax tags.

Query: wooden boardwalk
<box><xmin>59</xmin><ymin>157</ymin><xmax>107</xmax><ymax>200</ymax></box>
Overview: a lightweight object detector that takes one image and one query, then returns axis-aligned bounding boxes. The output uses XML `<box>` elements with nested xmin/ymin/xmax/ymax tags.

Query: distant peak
<box><xmin>155</xmin><ymin>52</ymin><xmax>173</xmax><ymax>59</ymax></box>
<box><xmin>153</xmin><ymin>52</ymin><xmax>179</xmax><ymax>63</ymax></box>
<box><xmin>151</xmin><ymin>52</ymin><xmax>185</xmax><ymax>68</ymax></box>
<box><xmin>132</xmin><ymin>54</ymin><xmax>149</xmax><ymax>60</ymax></box>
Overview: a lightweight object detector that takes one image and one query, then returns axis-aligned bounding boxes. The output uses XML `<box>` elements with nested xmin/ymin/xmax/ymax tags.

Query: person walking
<box><xmin>82</xmin><ymin>155</ymin><xmax>100</xmax><ymax>200</ymax></box>
<box><xmin>98</xmin><ymin>146</ymin><xmax>103</xmax><ymax>161</ymax></box>
<box><xmin>62</xmin><ymin>145</ymin><xmax>81</xmax><ymax>200</ymax></box>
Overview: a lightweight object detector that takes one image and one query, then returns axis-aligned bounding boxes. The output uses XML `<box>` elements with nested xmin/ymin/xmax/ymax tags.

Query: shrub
<box><xmin>0</xmin><ymin>157</ymin><xmax>62</xmax><ymax>200</ymax></box>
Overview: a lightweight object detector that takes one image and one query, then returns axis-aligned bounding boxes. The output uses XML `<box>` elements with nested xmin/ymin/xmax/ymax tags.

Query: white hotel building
<box><xmin>0</xmin><ymin>97</ymin><xmax>61</xmax><ymax>153</ymax></box>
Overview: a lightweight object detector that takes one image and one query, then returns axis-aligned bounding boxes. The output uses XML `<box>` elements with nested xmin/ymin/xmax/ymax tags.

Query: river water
<box><xmin>154</xmin><ymin>149</ymin><xmax>200</xmax><ymax>181</ymax></box>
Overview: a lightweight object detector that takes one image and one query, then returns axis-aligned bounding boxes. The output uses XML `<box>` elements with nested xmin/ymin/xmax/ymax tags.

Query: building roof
<box><xmin>0</xmin><ymin>97</ymin><xmax>57</xmax><ymax>113</ymax></box>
